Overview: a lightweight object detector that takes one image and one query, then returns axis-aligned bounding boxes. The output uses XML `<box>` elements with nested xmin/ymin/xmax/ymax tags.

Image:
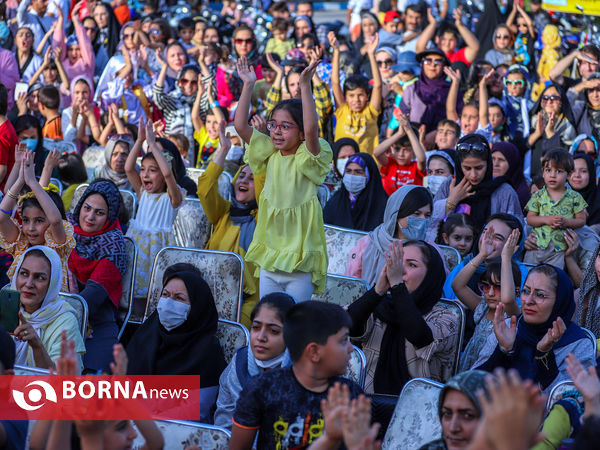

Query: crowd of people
<box><xmin>2</xmin><ymin>0</ymin><xmax>600</xmax><ymax>448</ymax></box>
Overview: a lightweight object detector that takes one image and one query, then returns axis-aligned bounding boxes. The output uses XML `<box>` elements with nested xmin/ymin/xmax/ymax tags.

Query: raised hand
<box><xmin>42</xmin><ymin>46</ymin><xmax>52</xmax><ymax>67</ymax></box>
<box><xmin>236</xmin><ymin>56</ymin><xmax>257</xmax><ymax>84</ymax></box>
<box><xmin>145</xmin><ymin>118</ymin><xmax>156</xmax><ymax>147</ymax></box>
<box><xmin>328</xmin><ymin>31</ymin><xmax>339</xmax><ymax>50</ymax></box>
<box><xmin>501</xmin><ymin>229</ymin><xmax>520</xmax><ymax>259</ymax></box>
<box><xmin>374</xmin><ymin>262</ymin><xmax>390</xmax><ymax>296</ymax></box>
<box><xmin>307</xmin><ymin>46</ymin><xmax>323</xmax><ymax>64</ymax></box>
<box><xmin>14</xmin><ymin>142</ymin><xmax>27</xmax><ymax>165</ymax></box>
<box><xmin>14</xmin><ymin>311</ymin><xmax>43</xmax><ymax>349</ymax></box>
<box><xmin>448</xmin><ymin>176</ymin><xmax>474</xmax><ymax>205</ymax></box>
<box><xmin>137</xmin><ymin>117</ymin><xmax>146</xmax><ymax>144</ymax></box>
<box><xmin>155</xmin><ymin>48</ymin><xmax>167</xmax><ymax>68</ymax></box>
<box><xmin>320</xmin><ymin>383</ymin><xmax>350</xmax><ymax>443</ymax></box>
<box><xmin>453</xmin><ymin>6</ymin><xmax>463</xmax><ymax>28</ymax></box>
<box><xmin>385</xmin><ymin>240</ymin><xmax>404</xmax><ymax>287</ymax></box>
<box><xmin>524</xmin><ymin>231</ymin><xmax>539</xmax><ymax>251</ymax></box>
<box><xmin>342</xmin><ymin>395</ymin><xmax>380</xmax><ymax>450</ymax></box>
<box><xmin>56</xmin><ymin>330</ymin><xmax>78</xmax><ymax>375</ymax></box>
<box><xmin>366</xmin><ymin>32</ymin><xmax>379</xmax><ymax>55</ymax></box>
<box><xmin>479</xmin><ymin>225</ymin><xmax>495</xmax><ymax>259</ymax></box>
<box><xmin>218</xmin><ymin>119</ymin><xmax>231</xmax><ymax>153</ymax></box>
<box><xmin>566</xmin><ymin>353</ymin><xmax>600</xmax><ymax>417</ymax></box>
<box><xmin>397</xmin><ymin>113</ymin><xmax>410</xmax><ymax>131</ymax></box>
<box><xmin>53</xmin><ymin>46</ymin><xmax>63</xmax><ymax>61</ymax></box>
<box><xmin>479</xmin><ymin>68</ymin><xmax>495</xmax><ymax>87</ymax></box>
<box><xmin>109</xmin><ymin>343</ymin><xmax>128</xmax><ymax>375</ymax></box>
<box><xmin>493</xmin><ymin>303</ymin><xmax>517</xmax><ymax>352</ymax></box>
<box><xmin>22</xmin><ymin>151</ymin><xmax>36</xmax><ymax>185</ymax></box>
<box><xmin>536</xmin><ymin>317</ymin><xmax>566</xmax><ymax>353</ymax></box>
<box><xmin>444</xmin><ymin>66</ymin><xmax>461</xmax><ymax>84</ymax></box>
<box><xmin>299</xmin><ymin>58</ymin><xmax>321</xmax><ymax>86</ymax></box>
<box><xmin>266</xmin><ymin>52</ymin><xmax>284</xmax><ymax>74</ymax></box>
<box><xmin>545</xmin><ymin>111</ymin><xmax>557</xmax><ymax>138</ymax></box>
<box><xmin>564</xmin><ymin>229</ymin><xmax>579</xmax><ymax>258</ymax></box>
<box><xmin>427</xmin><ymin>7</ymin><xmax>435</xmax><ymax>25</ymax></box>
<box><xmin>45</xmin><ymin>149</ymin><xmax>61</xmax><ymax>170</ymax></box>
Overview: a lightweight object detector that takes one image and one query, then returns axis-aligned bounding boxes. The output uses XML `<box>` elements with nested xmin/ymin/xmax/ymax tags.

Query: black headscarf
<box><xmin>126</xmin><ymin>264</ymin><xmax>226</xmax><ymax>384</ymax></box>
<box><xmin>372</xmin><ymin>241</ymin><xmax>445</xmax><ymax>394</ymax></box>
<box><xmin>92</xmin><ymin>2</ymin><xmax>120</xmax><ymax>57</ymax></box>
<box><xmin>455</xmin><ymin>134</ymin><xmax>508</xmax><ymax>230</ymax></box>
<box><xmin>156</xmin><ymin>137</ymin><xmax>197</xmax><ymax>197</ymax></box>
<box><xmin>473</xmin><ymin>0</ymin><xmax>506</xmax><ymax>59</ymax></box>
<box><xmin>572</xmin><ymin>153</ymin><xmax>600</xmax><ymax>225</ymax></box>
<box><xmin>323</xmin><ymin>153</ymin><xmax>388</xmax><ymax>231</ymax></box>
<box><xmin>530</xmin><ymin>83</ymin><xmax>576</xmax><ymax>128</ymax></box>
<box><xmin>332</xmin><ymin>138</ymin><xmax>359</xmax><ymax>177</ymax></box>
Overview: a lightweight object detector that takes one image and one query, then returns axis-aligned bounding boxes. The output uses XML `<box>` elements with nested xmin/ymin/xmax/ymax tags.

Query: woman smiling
<box><xmin>13</xmin><ymin>246</ymin><xmax>85</xmax><ymax>371</ymax></box>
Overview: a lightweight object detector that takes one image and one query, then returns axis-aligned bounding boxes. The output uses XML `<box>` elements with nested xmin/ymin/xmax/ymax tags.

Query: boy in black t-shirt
<box><xmin>230</xmin><ymin>301</ymin><xmax>363</xmax><ymax>450</ymax></box>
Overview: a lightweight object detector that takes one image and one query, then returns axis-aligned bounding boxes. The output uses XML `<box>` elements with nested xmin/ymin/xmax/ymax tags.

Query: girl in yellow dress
<box><xmin>233</xmin><ymin>56</ymin><xmax>332</xmax><ymax>301</ymax></box>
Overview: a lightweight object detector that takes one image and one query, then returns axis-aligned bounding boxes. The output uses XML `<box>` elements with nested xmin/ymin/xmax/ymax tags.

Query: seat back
<box><xmin>186</xmin><ymin>167</ymin><xmax>233</xmax><ymax>201</ymax></box>
<box><xmin>50</xmin><ymin>178</ymin><xmax>63</xmax><ymax>195</ymax></box>
<box><xmin>312</xmin><ymin>274</ymin><xmax>369</xmax><ymax>308</ymax></box>
<box><xmin>13</xmin><ymin>365</ymin><xmax>51</xmax><ymax>375</ymax></box>
<box><xmin>324</xmin><ymin>225</ymin><xmax>368</xmax><ymax>275</ymax></box>
<box><xmin>581</xmin><ymin>327</ymin><xmax>597</xmax><ymax>357</ymax></box>
<box><xmin>132</xmin><ymin>420</ymin><xmax>230</xmax><ymax>450</ymax></box>
<box><xmin>172</xmin><ymin>198</ymin><xmax>212</xmax><ymax>249</ymax></box>
<box><xmin>117</xmin><ymin>237</ymin><xmax>138</xmax><ymax>336</ymax></box>
<box><xmin>382</xmin><ymin>378</ymin><xmax>443</xmax><ymax>450</ymax></box>
<box><xmin>345</xmin><ymin>346</ymin><xmax>367</xmax><ymax>388</ymax></box>
<box><xmin>438</xmin><ymin>244</ymin><xmax>461</xmax><ymax>271</ymax></box>
<box><xmin>144</xmin><ymin>247</ymin><xmax>243</xmax><ymax>322</ymax></box>
<box><xmin>81</xmin><ymin>146</ymin><xmax>106</xmax><ymax>179</ymax></box>
<box><xmin>437</xmin><ymin>299</ymin><xmax>466</xmax><ymax>379</ymax></box>
<box><xmin>545</xmin><ymin>380</ymin><xmax>577</xmax><ymax>414</ymax></box>
<box><xmin>59</xmin><ymin>292</ymin><xmax>88</xmax><ymax>338</ymax></box>
<box><xmin>70</xmin><ymin>184</ymin><xmax>89</xmax><ymax>213</ymax></box>
<box><xmin>118</xmin><ymin>189</ymin><xmax>137</xmax><ymax>220</ymax></box>
<box><xmin>216</xmin><ymin>319</ymin><xmax>250</xmax><ymax>364</ymax></box>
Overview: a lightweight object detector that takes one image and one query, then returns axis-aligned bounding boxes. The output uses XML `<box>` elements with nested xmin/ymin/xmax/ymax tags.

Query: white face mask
<box><xmin>427</xmin><ymin>175</ymin><xmax>451</xmax><ymax>196</ymax></box>
<box><xmin>254</xmin><ymin>351</ymin><xmax>287</xmax><ymax>369</ymax></box>
<box><xmin>226</xmin><ymin>145</ymin><xmax>244</xmax><ymax>161</ymax></box>
<box><xmin>157</xmin><ymin>297</ymin><xmax>190</xmax><ymax>331</ymax></box>
<box><xmin>343</xmin><ymin>173</ymin><xmax>367</xmax><ymax>195</ymax></box>
<box><xmin>336</xmin><ymin>158</ymin><xmax>349</xmax><ymax>176</ymax></box>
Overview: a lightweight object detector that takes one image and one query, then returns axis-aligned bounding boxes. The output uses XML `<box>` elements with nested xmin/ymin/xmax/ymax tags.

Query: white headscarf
<box><xmin>12</xmin><ymin>246</ymin><xmax>73</xmax><ymax>364</ymax></box>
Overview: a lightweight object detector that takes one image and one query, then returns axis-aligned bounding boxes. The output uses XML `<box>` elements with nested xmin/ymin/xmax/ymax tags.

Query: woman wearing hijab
<box><xmin>571</xmin><ymin>73</ymin><xmax>600</xmax><ymax>140</ymax></box>
<box><xmin>127</xmin><ymin>263</ymin><xmax>227</xmax><ymax>423</ymax></box>
<box><xmin>214</xmin><ymin>293</ymin><xmax>295</xmax><ymax>430</ymax></box>
<box><xmin>491</xmin><ymin>141</ymin><xmax>530</xmax><ymax>209</ymax></box>
<box><xmin>159</xmin><ymin>137</ymin><xmax>197</xmax><ymax>198</ymax></box>
<box><xmin>68</xmin><ymin>179</ymin><xmax>127</xmax><ymax>373</ymax></box>
<box><xmin>347</xmin><ymin>239</ymin><xmax>458</xmax><ymax>394</ymax></box>
<box><xmin>351</xmin><ymin>12</ymin><xmax>380</xmax><ymax>78</ymax></box>
<box><xmin>528</xmin><ymin>83</ymin><xmax>577</xmax><ymax>178</ymax></box>
<box><xmin>419</xmin><ymin>370</ymin><xmax>491</xmax><ymax>450</ymax></box>
<box><xmin>570</xmin><ymin>153</ymin><xmax>600</xmax><ymax>227</ymax></box>
<box><xmin>346</xmin><ymin>185</ymin><xmax>432</xmax><ymax>285</ymax></box>
<box><xmin>197</xmin><ymin>138</ymin><xmax>263</xmax><ymax>326</ymax></box>
<box><xmin>576</xmin><ymin>243</ymin><xmax>600</xmax><ymax>340</ymax></box>
<box><xmin>428</xmin><ymin>134</ymin><xmax>523</xmax><ymax>240</ymax></box>
<box><xmin>13</xmin><ymin>246</ymin><xmax>86</xmax><ymax>371</ymax></box>
<box><xmin>91</xmin><ymin>2</ymin><xmax>120</xmax><ymax>59</ymax></box>
<box><xmin>328</xmin><ymin>138</ymin><xmax>359</xmax><ymax>191</ymax></box>
<box><xmin>97</xmin><ymin>135</ymin><xmax>136</xmax><ymax>191</ymax></box>
<box><xmin>476</xmin><ymin>264</ymin><xmax>595</xmax><ymax>393</ymax></box>
<box><xmin>400</xmin><ymin>48</ymin><xmax>454</xmax><ymax>133</ymax></box>
<box><xmin>323</xmin><ymin>153</ymin><xmax>388</xmax><ymax>232</ymax></box>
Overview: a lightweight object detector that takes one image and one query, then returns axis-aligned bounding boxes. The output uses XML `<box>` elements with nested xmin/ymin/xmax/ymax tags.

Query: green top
<box><xmin>526</xmin><ymin>186</ymin><xmax>587</xmax><ymax>251</ymax></box>
<box><xmin>243</xmin><ymin>129</ymin><xmax>332</xmax><ymax>293</ymax></box>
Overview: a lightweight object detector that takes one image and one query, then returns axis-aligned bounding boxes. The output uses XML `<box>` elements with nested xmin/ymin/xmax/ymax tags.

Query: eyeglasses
<box><xmin>297</xmin><ymin>42</ymin><xmax>314</xmax><ymax>49</ymax></box>
<box><xmin>477</xmin><ymin>281</ymin><xmax>501</xmax><ymax>294</ymax></box>
<box><xmin>541</xmin><ymin>95</ymin><xmax>561</xmax><ymax>103</ymax></box>
<box><xmin>423</xmin><ymin>58</ymin><xmax>443</xmax><ymax>66</ymax></box>
<box><xmin>495</xmin><ymin>34</ymin><xmax>510</xmax><ymax>40</ymax></box>
<box><xmin>123</xmin><ymin>33</ymin><xmax>135</xmax><ymax>39</ymax></box>
<box><xmin>266</xmin><ymin>121</ymin><xmax>298</xmax><ymax>132</ymax></box>
<box><xmin>179</xmin><ymin>78</ymin><xmax>198</xmax><ymax>87</ymax></box>
<box><xmin>234</xmin><ymin>38</ymin><xmax>254</xmax><ymax>45</ymax></box>
<box><xmin>504</xmin><ymin>79</ymin><xmax>525</xmax><ymax>87</ymax></box>
<box><xmin>377</xmin><ymin>59</ymin><xmax>394</xmax><ymax>66</ymax></box>
<box><xmin>456</xmin><ymin>142</ymin><xmax>488</xmax><ymax>153</ymax></box>
<box><xmin>589</xmin><ymin>87</ymin><xmax>600</xmax><ymax>93</ymax></box>
<box><xmin>521</xmin><ymin>286</ymin><xmax>552</xmax><ymax>301</ymax></box>
<box><xmin>84</xmin><ymin>26</ymin><xmax>98</xmax><ymax>32</ymax></box>
<box><xmin>149</xmin><ymin>29</ymin><xmax>162</xmax><ymax>35</ymax></box>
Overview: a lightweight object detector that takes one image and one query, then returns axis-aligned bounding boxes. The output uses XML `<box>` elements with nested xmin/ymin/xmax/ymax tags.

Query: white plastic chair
<box><xmin>117</xmin><ymin>237</ymin><xmax>138</xmax><ymax>337</ymax></box>
<box><xmin>132</xmin><ymin>420</ymin><xmax>230</xmax><ymax>449</ymax></box>
<box><xmin>312</xmin><ymin>274</ymin><xmax>369</xmax><ymax>308</ymax></box>
<box><xmin>324</xmin><ymin>224</ymin><xmax>368</xmax><ymax>276</ymax></box>
<box><xmin>216</xmin><ymin>319</ymin><xmax>250</xmax><ymax>364</ymax></box>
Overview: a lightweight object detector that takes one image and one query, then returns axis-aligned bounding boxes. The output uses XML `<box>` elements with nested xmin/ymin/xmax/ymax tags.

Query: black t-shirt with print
<box><xmin>233</xmin><ymin>366</ymin><xmax>363</xmax><ymax>450</ymax></box>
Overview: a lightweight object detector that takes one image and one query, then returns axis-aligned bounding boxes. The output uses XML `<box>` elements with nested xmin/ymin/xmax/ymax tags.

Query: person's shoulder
<box><xmin>330</xmin><ymin>376</ymin><xmax>363</xmax><ymax>396</ymax></box>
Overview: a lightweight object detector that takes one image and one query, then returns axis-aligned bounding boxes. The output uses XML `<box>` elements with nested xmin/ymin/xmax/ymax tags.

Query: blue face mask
<box><xmin>21</xmin><ymin>138</ymin><xmax>38</xmax><ymax>152</ymax></box>
<box><xmin>401</xmin><ymin>216</ymin><xmax>430</xmax><ymax>241</ymax></box>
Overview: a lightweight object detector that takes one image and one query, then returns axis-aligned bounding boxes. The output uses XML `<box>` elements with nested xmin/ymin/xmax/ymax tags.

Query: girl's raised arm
<box><xmin>234</xmin><ymin>56</ymin><xmax>257</xmax><ymax>144</ymax></box>
<box><xmin>500</xmin><ymin>229</ymin><xmax>521</xmax><ymax>317</ymax></box>
<box><xmin>146</xmin><ymin>121</ymin><xmax>182</xmax><ymax>209</ymax></box>
<box><xmin>23</xmin><ymin>151</ymin><xmax>67</xmax><ymax>244</ymax></box>
<box><xmin>125</xmin><ymin>119</ymin><xmax>144</xmax><ymax>196</ymax></box>
<box><xmin>299</xmin><ymin>59</ymin><xmax>321</xmax><ymax>156</ymax></box>
<box><xmin>0</xmin><ymin>145</ymin><xmax>26</xmax><ymax>242</ymax></box>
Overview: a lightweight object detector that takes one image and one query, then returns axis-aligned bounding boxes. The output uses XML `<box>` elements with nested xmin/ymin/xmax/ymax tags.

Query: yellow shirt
<box><xmin>194</xmin><ymin>127</ymin><xmax>220</xmax><ymax>168</ymax></box>
<box><xmin>334</xmin><ymin>103</ymin><xmax>380</xmax><ymax>155</ymax></box>
<box><xmin>0</xmin><ymin>220</ymin><xmax>76</xmax><ymax>291</ymax></box>
<box><xmin>243</xmin><ymin>130</ymin><xmax>332</xmax><ymax>293</ymax></box>
<box><xmin>196</xmin><ymin>162</ymin><xmax>265</xmax><ymax>326</ymax></box>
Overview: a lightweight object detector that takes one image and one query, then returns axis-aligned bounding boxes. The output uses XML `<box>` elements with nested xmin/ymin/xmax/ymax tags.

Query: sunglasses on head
<box><xmin>423</xmin><ymin>57</ymin><xmax>443</xmax><ymax>66</ymax></box>
<box><xmin>541</xmin><ymin>95</ymin><xmax>561</xmax><ymax>103</ymax></box>
<box><xmin>456</xmin><ymin>141</ymin><xmax>488</xmax><ymax>153</ymax></box>
<box><xmin>377</xmin><ymin>59</ymin><xmax>394</xmax><ymax>66</ymax></box>
<box><xmin>504</xmin><ymin>79</ymin><xmax>525</xmax><ymax>87</ymax></box>
<box><xmin>234</xmin><ymin>38</ymin><xmax>253</xmax><ymax>45</ymax></box>
<box><xmin>179</xmin><ymin>78</ymin><xmax>198</xmax><ymax>87</ymax></box>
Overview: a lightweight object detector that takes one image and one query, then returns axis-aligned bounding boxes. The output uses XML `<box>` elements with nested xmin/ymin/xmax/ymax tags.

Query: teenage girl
<box><xmin>125</xmin><ymin>119</ymin><xmax>183</xmax><ymax>297</ymax></box>
<box><xmin>436</xmin><ymin>213</ymin><xmax>477</xmax><ymax>258</ymax></box>
<box><xmin>234</xmin><ymin>56</ymin><xmax>333</xmax><ymax>301</ymax></box>
<box><xmin>0</xmin><ymin>147</ymin><xmax>74</xmax><ymax>290</ymax></box>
